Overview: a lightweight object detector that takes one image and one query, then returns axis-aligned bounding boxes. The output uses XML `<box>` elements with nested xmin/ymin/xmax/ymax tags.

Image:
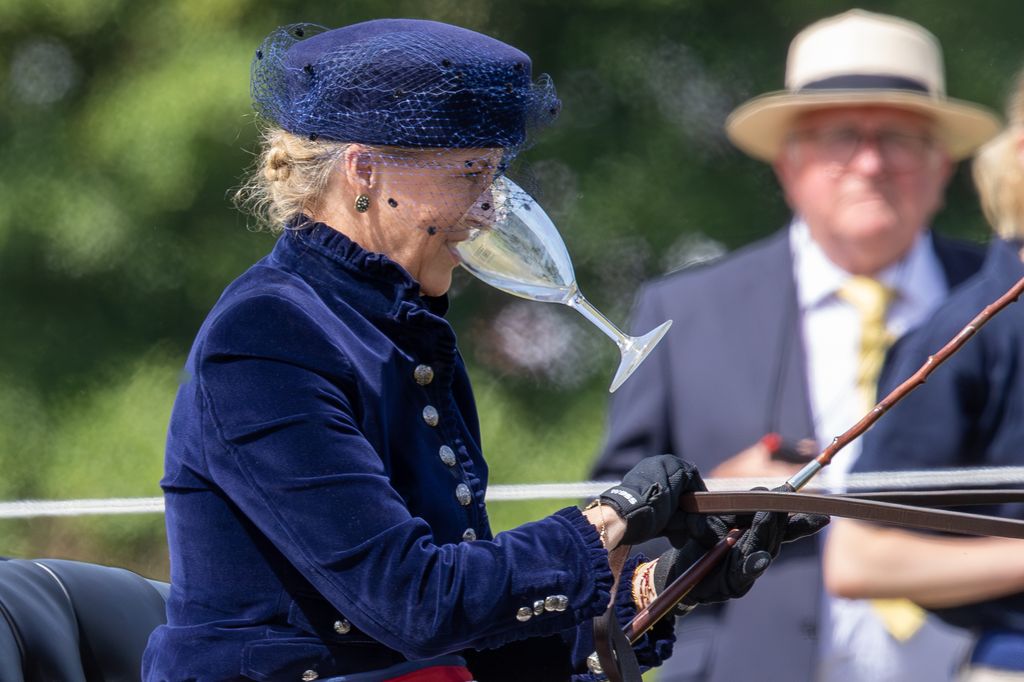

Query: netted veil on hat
<box><xmin>250</xmin><ymin>19</ymin><xmax>561</xmax><ymax>154</ymax></box>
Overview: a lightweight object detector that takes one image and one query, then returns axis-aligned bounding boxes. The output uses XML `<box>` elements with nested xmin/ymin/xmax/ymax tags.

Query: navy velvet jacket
<box><xmin>857</xmin><ymin>237</ymin><xmax>1024</xmax><ymax>634</ymax></box>
<box><xmin>142</xmin><ymin>223</ymin><xmax>672</xmax><ymax>682</ymax></box>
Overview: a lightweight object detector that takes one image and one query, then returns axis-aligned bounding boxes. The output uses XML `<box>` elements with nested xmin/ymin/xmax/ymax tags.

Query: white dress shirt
<box><xmin>787</xmin><ymin>219</ymin><xmax>974</xmax><ymax>682</ymax></box>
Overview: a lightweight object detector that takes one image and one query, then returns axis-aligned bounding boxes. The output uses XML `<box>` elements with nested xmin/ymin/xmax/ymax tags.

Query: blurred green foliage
<box><xmin>0</xmin><ymin>0</ymin><xmax>1019</xmax><ymax>579</ymax></box>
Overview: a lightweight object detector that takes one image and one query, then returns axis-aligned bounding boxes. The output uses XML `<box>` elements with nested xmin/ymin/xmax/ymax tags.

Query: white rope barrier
<box><xmin>0</xmin><ymin>497</ymin><xmax>166</xmax><ymax>519</ymax></box>
<box><xmin>483</xmin><ymin>467</ymin><xmax>1024</xmax><ymax>500</ymax></box>
<box><xmin>2</xmin><ymin>467</ymin><xmax>1024</xmax><ymax>520</ymax></box>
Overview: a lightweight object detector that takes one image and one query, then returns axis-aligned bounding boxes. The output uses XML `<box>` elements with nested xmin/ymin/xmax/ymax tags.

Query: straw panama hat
<box><xmin>725</xmin><ymin>9</ymin><xmax>1000</xmax><ymax>162</ymax></box>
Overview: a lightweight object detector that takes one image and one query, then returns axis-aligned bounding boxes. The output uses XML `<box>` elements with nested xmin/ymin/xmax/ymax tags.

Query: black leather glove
<box><xmin>652</xmin><ymin>494</ymin><xmax>829</xmax><ymax>607</ymax></box>
<box><xmin>598</xmin><ymin>455</ymin><xmax>706</xmax><ymax>546</ymax></box>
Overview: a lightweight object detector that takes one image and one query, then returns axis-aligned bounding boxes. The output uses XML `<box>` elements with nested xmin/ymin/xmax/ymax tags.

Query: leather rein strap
<box><xmin>592</xmin><ymin>545</ymin><xmax>642</xmax><ymax>682</ymax></box>
<box><xmin>592</xmin><ymin>488</ymin><xmax>1024</xmax><ymax>681</ymax></box>
<box><xmin>679</xmin><ymin>489</ymin><xmax>1024</xmax><ymax>538</ymax></box>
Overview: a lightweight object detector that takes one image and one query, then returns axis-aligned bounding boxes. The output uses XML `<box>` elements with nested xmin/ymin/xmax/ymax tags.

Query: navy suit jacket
<box><xmin>857</xmin><ymin>238</ymin><xmax>1024</xmax><ymax>635</ymax></box>
<box><xmin>590</xmin><ymin>227</ymin><xmax>984</xmax><ymax>682</ymax></box>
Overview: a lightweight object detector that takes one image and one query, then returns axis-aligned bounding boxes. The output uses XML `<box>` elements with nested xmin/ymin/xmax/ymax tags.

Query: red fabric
<box><xmin>384</xmin><ymin>665</ymin><xmax>474</xmax><ymax>682</ymax></box>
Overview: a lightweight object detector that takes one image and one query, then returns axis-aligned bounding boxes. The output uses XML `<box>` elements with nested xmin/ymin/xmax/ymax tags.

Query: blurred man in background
<box><xmin>591</xmin><ymin>9</ymin><xmax>999</xmax><ymax>681</ymax></box>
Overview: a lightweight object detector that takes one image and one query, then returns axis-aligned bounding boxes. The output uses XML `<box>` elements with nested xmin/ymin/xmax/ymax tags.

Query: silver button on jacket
<box><xmin>462</xmin><ymin>527</ymin><xmax>477</xmax><ymax>542</ymax></box>
<box><xmin>455</xmin><ymin>483</ymin><xmax>472</xmax><ymax>506</ymax></box>
<box><xmin>515</xmin><ymin>606</ymin><xmax>533</xmax><ymax>622</ymax></box>
<box><xmin>439</xmin><ymin>445</ymin><xmax>457</xmax><ymax>467</ymax></box>
<box><xmin>422</xmin><ymin>405</ymin><xmax>439</xmax><ymax>426</ymax></box>
<box><xmin>333</xmin><ymin>618</ymin><xmax>351</xmax><ymax>635</ymax></box>
<box><xmin>413</xmin><ymin>364</ymin><xmax>434</xmax><ymax>385</ymax></box>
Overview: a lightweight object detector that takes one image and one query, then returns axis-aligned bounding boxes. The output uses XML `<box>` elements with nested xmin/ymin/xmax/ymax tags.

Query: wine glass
<box><xmin>450</xmin><ymin>176</ymin><xmax>672</xmax><ymax>393</ymax></box>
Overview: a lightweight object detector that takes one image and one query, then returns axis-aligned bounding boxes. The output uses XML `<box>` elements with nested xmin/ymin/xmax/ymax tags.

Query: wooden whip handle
<box><xmin>624</xmin><ymin>528</ymin><xmax>743</xmax><ymax>643</ymax></box>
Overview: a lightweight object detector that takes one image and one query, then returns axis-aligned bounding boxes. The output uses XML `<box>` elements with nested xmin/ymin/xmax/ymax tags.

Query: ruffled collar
<box><xmin>273</xmin><ymin>218</ymin><xmax>450</xmax><ymax>320</ymax></box>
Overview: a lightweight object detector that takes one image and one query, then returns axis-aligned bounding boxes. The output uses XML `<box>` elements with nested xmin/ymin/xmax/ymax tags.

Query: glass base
<box><xmin>609</xmin><ymin>320</ymin><xmax>673</xmax><ymax>393</ymax></box>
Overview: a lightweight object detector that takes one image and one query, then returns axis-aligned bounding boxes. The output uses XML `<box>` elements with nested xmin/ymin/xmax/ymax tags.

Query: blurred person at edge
<box><xmin>140</xmin><ymin>18</ymin><xmax>827</xmax><ymax>682</ymax></box>
<box><xmin>590</xmin><ymin>9</ymin><xmax>1000</xmax><ymax>682</ymax></box>
<box><xmin>826</xmin><ymin>68</ymin><xmax>1024</xmax><ymax>682</ymax></box>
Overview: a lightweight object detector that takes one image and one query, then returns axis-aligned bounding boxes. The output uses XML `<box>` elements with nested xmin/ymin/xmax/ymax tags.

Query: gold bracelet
<box><xmin>631</xmin><ymin>562</ymin><xmax>646</xmax><ymax>608</ymax></box>
<box><xmin>631</xmin><ymin>559</ymin><xmax>660</xmax><ymax>610</ymax></box>
<box><xmin>644</xmin><ymin>559</ymin><xmax>659</xmax><ymax>603</ymax></box>
<box><xmin>584</xmin><ymin>498</ymin><xmax>608</xmax><ymax>548</ymax></box>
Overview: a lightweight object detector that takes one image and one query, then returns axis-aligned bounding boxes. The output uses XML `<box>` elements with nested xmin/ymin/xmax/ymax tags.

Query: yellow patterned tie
<box><xmin>837</xmin><ymin>276</ymin><xmax>926</xmax><ymax>642</ymax></box>
<box><xmin>837</xmin><ymin>276</ymin><xmax>897</xmax><ymax>411</ymax></box>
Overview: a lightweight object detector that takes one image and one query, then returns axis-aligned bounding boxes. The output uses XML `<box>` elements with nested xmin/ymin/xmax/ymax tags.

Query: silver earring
<box><xmin>354</xmin><ymin>194</ymin><xmax>370</xmax><ymax>213</ymax></box>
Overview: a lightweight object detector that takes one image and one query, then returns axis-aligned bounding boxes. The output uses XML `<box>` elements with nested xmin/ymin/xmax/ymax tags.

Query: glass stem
<box><xmin>568</xmin><ymin>291</ymin><xmax>631</xmax><ymax>351</ymax></box>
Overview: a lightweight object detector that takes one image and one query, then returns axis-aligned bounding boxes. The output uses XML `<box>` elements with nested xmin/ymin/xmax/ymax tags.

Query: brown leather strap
<box><xmin>592</xmin><ymin>545</ymin><xmax>641</xmax><ymax>682</ymax></box>
<box><xmin>679</xmin><ymin>490</ymin><xmax>1024</xmax><ymax>538</ymax></box>
<box><xmin>593</xmin><ymin>604</ymin><xmax>642</xmax><ymax>682</ymax></box>
<box><xmin>842</xmin><ymin>489</ymin><xmax>1024</xmax><ymax>507</ymax></box>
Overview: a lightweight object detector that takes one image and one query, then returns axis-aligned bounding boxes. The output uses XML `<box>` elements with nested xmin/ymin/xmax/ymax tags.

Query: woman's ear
<box><xmin>342</xmin><ymin>144</ymin><xmax>375</xmax><ymax>191</ymax></box>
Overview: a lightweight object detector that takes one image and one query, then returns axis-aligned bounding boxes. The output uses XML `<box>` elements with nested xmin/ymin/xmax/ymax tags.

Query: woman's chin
<box><xmin>420</xmin><ymin>272</ymin><xmax>453</xmax><ymax>298</ymax></box>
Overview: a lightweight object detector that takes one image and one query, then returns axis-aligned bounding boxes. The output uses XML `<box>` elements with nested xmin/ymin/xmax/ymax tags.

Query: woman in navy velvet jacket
<box><xmin>142</xmin><ymin>20</ymin><xmax>826</xmax><ymax>682</ymax></box>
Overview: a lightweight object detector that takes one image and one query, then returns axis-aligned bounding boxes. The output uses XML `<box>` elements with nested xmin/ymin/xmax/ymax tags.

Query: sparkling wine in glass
<box><xmin>450</xmin><ymin>177</ymin><xmax>671</xmax><ymax>392</ymax></box>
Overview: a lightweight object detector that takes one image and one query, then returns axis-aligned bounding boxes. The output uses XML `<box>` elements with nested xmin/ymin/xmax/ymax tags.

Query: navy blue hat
<box><xmin>251</xmin><ymin>19</ymin><xmax>560</xmax><ymax>150</ymax></box>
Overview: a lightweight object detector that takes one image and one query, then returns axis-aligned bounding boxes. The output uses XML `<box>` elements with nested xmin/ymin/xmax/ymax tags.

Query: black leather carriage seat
<box><xmin>0</xmin><ymin>558</ymin><xmax>168</xmax><ymax>681</ymax></box>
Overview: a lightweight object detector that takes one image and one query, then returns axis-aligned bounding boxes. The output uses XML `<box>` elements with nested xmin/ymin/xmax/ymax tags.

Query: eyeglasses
<box><xmin>788</xmin><ymin>126</ymin><xmax>938</xmax><ymax>172</ymax></box>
